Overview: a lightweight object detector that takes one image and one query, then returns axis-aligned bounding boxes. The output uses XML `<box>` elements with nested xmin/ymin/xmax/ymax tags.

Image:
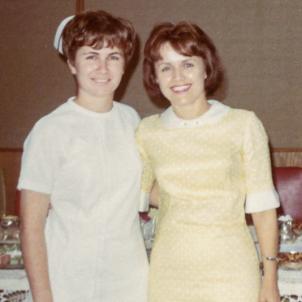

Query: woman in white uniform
<box><xmin>18</xmin><ymin>10</ymin><xmax>148</xmax><ymax>302</ymax></box>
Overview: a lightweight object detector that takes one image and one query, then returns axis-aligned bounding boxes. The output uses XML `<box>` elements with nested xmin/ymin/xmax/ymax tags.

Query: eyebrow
<box><xmin>157</xmin><ymin>58</ymin><xmax>194</xmax><ymax>66</ymax></box>
<box><xmin>81</xmin><ymin>51</ymin><xmax>99</xmax><ymax>56</ymax></box>
<box><xmin>109</xmin><ymin>51</ymin><xmax>123</xmax><ymax>56</ymax></box>
<box><xmin>81</xmin><ymin>50</ymin><xmax>123</xmax><ymax>56</ymax></box>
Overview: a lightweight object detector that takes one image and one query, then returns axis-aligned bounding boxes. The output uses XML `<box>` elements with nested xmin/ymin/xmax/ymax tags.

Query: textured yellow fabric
<box><xmin>136</xmin><ymin>107</ymin><xmax>276</xmax><ymax>302</ymax></box>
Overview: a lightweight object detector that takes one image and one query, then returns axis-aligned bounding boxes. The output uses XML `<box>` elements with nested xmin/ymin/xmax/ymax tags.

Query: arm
<box><xmin>243</xmin><ymin>113</ymin><xmax>280</xmax><ymax>302</ymax></box>
<box><xmin>150</xmin><ymin>181</ymin><xmax>159</xmax><ymax>208</ymax></box>
<box><xmin>136</xmin><ymin>123</ymin><xmax>155</xmax><ymax>212</ymax></box>
<box><xmin>20</xmin><ymin>190</ymin><xmax>53</xmax><ymax>302</ymax></box>
<box><xmin>252</xmin><ymin>209</ymin><xmax>280</xmax><ymax>302</ymax></box>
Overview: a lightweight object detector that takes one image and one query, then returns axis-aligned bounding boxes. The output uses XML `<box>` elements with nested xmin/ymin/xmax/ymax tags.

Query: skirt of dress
<box><xmin>148</xmin><ymin>225</ymin><xmax>261</xmax><ymax>302</ymax></box>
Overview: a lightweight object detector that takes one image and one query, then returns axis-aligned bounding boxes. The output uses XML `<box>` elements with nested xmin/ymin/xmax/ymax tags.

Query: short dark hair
<box><xmin>62</xmin><ymin>10</ymin><xmax>137</xmax><ymax>66</ymax></box>
<box><xmin>143</xmin><ymin>21</ymin><xmax>223</xmax><ymax>98</ymax></box>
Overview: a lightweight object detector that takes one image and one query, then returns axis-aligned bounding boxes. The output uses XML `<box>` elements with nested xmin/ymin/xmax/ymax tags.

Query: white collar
<box><xmin>67</xmin><ymin>97</ymin><xmax>116</xmax><ymax>118</ymax></box>
<box><xmin>160</xmin><ymin>100</ymin><xmax>230</xmax><ymax>129</ymax></box>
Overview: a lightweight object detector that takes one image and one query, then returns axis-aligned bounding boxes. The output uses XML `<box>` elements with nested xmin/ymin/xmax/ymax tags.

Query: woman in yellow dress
<box><xmin>137</xmin><ymin>22</ymin><xmax>280</xmax><ymax>302</ymax></box>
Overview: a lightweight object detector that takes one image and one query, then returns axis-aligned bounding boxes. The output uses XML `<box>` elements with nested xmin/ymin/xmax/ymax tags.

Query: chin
<box><xmin>171</xmin><ymin>99</ymin><xmax>194</xmax><ymax>107</ymax></box>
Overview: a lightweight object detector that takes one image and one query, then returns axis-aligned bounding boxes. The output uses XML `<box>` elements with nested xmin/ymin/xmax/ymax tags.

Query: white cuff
<box><xmin>245</xmin><ymin>189</ymin><xmax>280</xmax><ymax>213</ymax></box>
<box><xmin>139</xmin><ymin>191</ymin><xmax>150</xmax><ymax>212</ymax></box>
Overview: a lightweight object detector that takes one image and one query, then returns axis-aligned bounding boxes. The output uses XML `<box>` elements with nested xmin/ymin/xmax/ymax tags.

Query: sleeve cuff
<box><xmin>245</xmin><ymin>188</ymin><xmax>280</xmax><ymax>213</ymax></box>
<box><xmin>139</xmin><ymin>191</ymin><xmax>150</xmax><ymax>212</ymax></box>
<box><xmin>17</xmin><ymin>179</ymin><xmax>52</xmax><ymax>194</ymax></box>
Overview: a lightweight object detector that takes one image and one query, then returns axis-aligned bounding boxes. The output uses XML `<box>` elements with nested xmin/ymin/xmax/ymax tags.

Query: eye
<box><xmin>183</xmin><ymin>61</ymin><xmax>194</xmax><ymax>68</ymax></box>
<box><xmin>85</xmin><ymin>54</ymin><xmax>97</xmax><ymax>61</ymax></box>
<box><xmin>161</xmin><ymin>66</ymin><xmax>171</xmax><ymax>72</ymax></box>
<box><xmin>109</xmin><ymin>54</ymin><xmax>122</xmax><ymax>61</ymax></box>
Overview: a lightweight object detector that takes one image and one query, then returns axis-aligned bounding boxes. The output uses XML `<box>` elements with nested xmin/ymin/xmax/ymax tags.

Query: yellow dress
<box><xmin>136</xmin><ymin>100</ymin><xmax>279</xmax><ymax>302</ymax></box>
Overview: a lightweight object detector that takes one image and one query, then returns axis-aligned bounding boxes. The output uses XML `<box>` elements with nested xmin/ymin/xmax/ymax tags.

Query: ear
<box><xmin>67</xmin><ymin>59</ymin><xmax>77</xmax><ymax>75</ymax></box>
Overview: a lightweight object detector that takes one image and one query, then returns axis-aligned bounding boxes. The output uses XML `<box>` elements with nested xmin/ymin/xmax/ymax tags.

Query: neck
<box><xmin>75</xmin><ymin>92</ymin><xmax>114</xmax><ymax>113</ymax></box>
<box><xmin>172</xmin><ymin>99</ymin><xmax>210</xmax><ymax>120</ymax></box>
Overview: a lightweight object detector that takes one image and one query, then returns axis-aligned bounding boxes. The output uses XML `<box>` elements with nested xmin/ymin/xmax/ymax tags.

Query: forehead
<box><xmin>77</xmin><ymin>45</ymin><xmax>123</xmax><ymax>55</ymax></box>
<box><xmin>157</xmin><ymin>43</ymin><xmax>192</xmax><ymax>63</ymax></box>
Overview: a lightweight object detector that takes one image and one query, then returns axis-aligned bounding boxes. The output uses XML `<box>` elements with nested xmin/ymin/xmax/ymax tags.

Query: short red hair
<box><xmin>143</xmin><ymin>22</ymin><xmax>223</xmax><ymax>98</ymax></box>
<box><xmin>62</xmin><ymin>10</ymin><xmax>137</xmax><ymax>66</ymax></box>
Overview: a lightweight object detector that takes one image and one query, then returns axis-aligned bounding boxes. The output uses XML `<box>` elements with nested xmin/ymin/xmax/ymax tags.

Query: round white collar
<box><xmin>160</xmin><ymin>100</ymin><xmax>230</xmax><ymax>128</ymax></box>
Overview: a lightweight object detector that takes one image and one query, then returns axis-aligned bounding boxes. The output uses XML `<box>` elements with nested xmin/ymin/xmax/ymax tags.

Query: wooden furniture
<box><xmin>0</xmin><ymin>168</ymin><xmax>6</xmax><ymax>216</ymax></box>
<box><xmin>273</xmin><ymin>167</ymin><xmax>302</xmax><ymax>222</ymax></box>
<box><xmin>272</xmin><ymin>148</ymin><xmax>302</xmax><ymax>167</ymax></box>
<box><xmin>0</xmin><ymin>149</ymin><xmax>22</xmax><ymax>215</ymax></box>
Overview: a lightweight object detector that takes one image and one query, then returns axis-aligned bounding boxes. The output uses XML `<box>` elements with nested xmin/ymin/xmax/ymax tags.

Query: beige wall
<box><xmin>0</xmin><ymin>1</ymin><xmax>76</xmax><ymax>148</ymax></box>
<box><xmin>1</xmin><ymin>0</ymin><xmax>302</xmax><ymax>148</ymax></box>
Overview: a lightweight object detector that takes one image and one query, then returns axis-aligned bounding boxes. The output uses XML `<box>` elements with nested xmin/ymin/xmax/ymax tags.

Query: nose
<box><xmin>173</xmin><ymin>66</ymin><xmax>185</xmax><ymax>81</ymax></box>
<box><xmin>95</xmin><ymin>58</ymin><xmax>108</xmax><ymax>74</ymax></box>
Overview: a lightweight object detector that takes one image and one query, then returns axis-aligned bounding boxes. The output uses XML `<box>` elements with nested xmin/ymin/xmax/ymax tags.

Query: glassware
<box><xmin>1</xmin><ymin>215</ymin><xmax>20</xmax><ymax>241</ymax></box>
<box><xmin>0</xmin><ymin>215</ymin><xmax>23</xmax><ymax>268</ymax></box>
<box><xmin>279</xmin><ymin>216</ymin><xmax>296</xmax><ymax>243</ymax></box>
<box><xmin>140</xmin><ymin>215</ymin><xmax>156</xmax><ymax>251</ymax></box>
<box><xmin>0</xmin><ymin>225</ymin><xmax>4</xmax><ymax>241</ymax></box>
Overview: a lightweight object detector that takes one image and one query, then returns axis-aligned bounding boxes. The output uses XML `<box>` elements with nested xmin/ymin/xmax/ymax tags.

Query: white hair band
<box><xmin>53</xmin><ymin>15</ymin><xmax>74</xmax><ymax>54</ymax></box>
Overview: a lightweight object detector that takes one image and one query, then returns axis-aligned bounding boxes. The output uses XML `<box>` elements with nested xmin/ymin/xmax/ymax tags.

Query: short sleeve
<box><xmin>243</xmin><ymin>112</ymin><xmax>280</xmax><ymax>213</ymax></box>
<box><xmin>18</xmin><ymin>121</ymin><xmax>60</xmax><ymax>194</ymax></box>
<box><xmin>136</xmin><ymin>124</ymin><xmax>155</xmax><ymax>212</ymax></box>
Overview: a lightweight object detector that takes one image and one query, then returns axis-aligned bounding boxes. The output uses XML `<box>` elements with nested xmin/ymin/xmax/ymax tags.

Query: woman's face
<box><xmin>68</xmin><ymin>45</ymin><xmax>125</xmax><ymax>102</ymax></box>
<box><xmin>154</xmin><ymin>43</ymin><xmax>207</xmax><ymax>110</ymax></box>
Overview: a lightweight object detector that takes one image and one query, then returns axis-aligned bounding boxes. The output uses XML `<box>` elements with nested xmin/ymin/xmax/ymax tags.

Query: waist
<box><xmin>158</xmin><ymin>202</ymin><xmax>246</xmax><ymax>228</ymax></box>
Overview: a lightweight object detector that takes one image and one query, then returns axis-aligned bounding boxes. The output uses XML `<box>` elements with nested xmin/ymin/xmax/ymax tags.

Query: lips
<box><xmin>91</xmin><ymin>77</ymin><xmax>110</xmax><ymax>84</ymax></box>
<box><xmin>170</xmin><ymin>84</ymin><xmax>192</xmax><ymax>93</ymax></box>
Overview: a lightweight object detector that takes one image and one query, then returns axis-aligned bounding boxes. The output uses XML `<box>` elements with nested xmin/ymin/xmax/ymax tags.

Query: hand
<box><xmin>258</xmin><ymin>279</ymin><xmax>280</xmax><ymax>302</ymax></box>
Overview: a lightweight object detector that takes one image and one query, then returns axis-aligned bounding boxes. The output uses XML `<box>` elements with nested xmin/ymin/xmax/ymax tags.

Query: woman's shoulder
<box><xmin>26</xmin><ymin>100</ymin><xmax>79</xmax><ymax>144</ymax></box>
<box><xmin>227</xmin><ymin>108</ymin><xmax>267</xmax><ymax>139</ymax></box>
<box><xmin>139</xmin><ymin>114</ymin><xmax>161</xmax><ymax>128</ymax></box>
<box><xmin>229</xmin><ymin>107</ymin><xmax>254</xmax><ymax>117</ymax></box>
<box><xmin>114</xmin><ymin>101</ymin><xmax>140</xmax><ymax>126</ymax></box>
<box><xmin>136</xmin><ymin>114</ymin><xmax>161</xmax><ymax>140</ymax></box>
<box><xmin>33</xmin><ymin>101</ymin><xmax>72</xmax><ymax>131</ymax></box>
<box><xmin>228</xmin><ymin>107</ymin><xmax>260</xmax><ymax>124</ymax></box>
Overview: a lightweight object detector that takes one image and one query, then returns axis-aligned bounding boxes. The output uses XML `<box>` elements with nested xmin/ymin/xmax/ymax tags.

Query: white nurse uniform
<box><xmin>18</xmin><ymin>97</ymin><xmax>148</xmax><ymax>302</ymax></box>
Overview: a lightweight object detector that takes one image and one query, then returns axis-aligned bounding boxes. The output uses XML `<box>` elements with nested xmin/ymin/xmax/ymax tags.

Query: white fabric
<box><xmin>0</xmin><ymin>269</ymin><xmax>29</xmax><ymax>290</ymax></box>
<box><xmin>160</xmin><ymin>99</ymin><xmax>230</xmax><ymax>128</ymax></box>
<box><xmin>278</xmin><ymin>268</ymin><xmax>302</xmax><ymax>296</ymax></box>
<box><xmin>139</xmin><ymin>191</ymin><xmax>150</xmax><ymax>212</ymax></box>
<box><xmin>245</xmin><ymin>189</ymin><xmax>280</xmax><ymax>213</ymax></box>
<box><xmin>53</xmin><ymin>15</ymin><xmax>74</xmax><ymax>54</ymax></box>
<box><xmin>18</xmin><ymin>97</ymin><xmax>148</xmax><ymax>302</ymax></box>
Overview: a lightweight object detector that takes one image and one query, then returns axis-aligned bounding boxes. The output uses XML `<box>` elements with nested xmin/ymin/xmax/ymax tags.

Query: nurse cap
<box><xmin>53</xmin><ymin>15</ymin><xmax>74</xmax><ymax>54</ymax></box>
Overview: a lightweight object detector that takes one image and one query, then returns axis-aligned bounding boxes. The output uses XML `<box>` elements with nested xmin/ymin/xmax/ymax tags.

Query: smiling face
<box><xmin>154</xmin><ymin>43</ymin><xmax>208</xmax><ymax>116</ymax></box>
<box><xmin>68</xmin><ymin>45</ymin><xmax>125</xmax><ymax>106</ymax></box>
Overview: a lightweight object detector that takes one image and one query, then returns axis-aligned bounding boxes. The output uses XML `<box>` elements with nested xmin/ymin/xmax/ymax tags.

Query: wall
<box><xmin>0</xmin><ymin>1</ymin><xmax>76</xmax><ymax>148</ymax></box>
<box><xmin>85</xmin><ymin>0</ymin><xmax>302</xmax><ymax>148</ymax></box>
<box><xmin>0</xmin><ymin>0</ymin><xmax>302</xmax><ymax>148</ymax></box>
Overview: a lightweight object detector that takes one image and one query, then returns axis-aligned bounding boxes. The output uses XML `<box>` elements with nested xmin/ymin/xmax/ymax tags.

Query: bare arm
<box><xmin>150</xmin><ymin>181</ymin><xmax>159</xmax><ymax>208</ymax></box>
<box><xmin>252</xmin><ymin>208</ymin><xmax>280</xmax><ymax>302</ymax></box>
<box><xmin>20</xmin><ymin>190</ymin><xmax>53</xmax><ymax>302</ymax></box>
